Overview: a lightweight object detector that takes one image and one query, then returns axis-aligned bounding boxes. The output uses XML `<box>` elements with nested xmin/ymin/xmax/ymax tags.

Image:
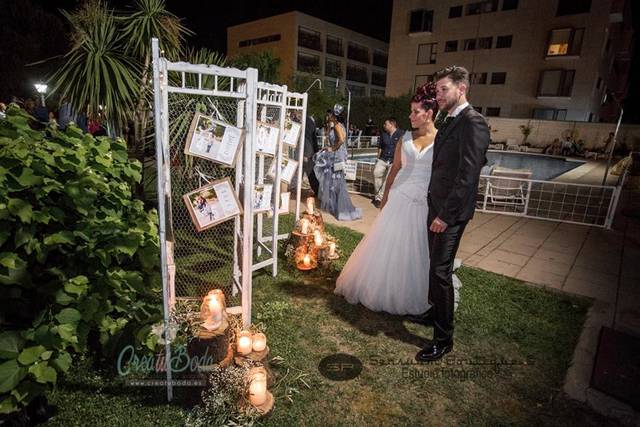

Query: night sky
<box><xmin>6</xmin><ymin>0</ymin><xmax>640</xmax><ymax>123</ymax></box>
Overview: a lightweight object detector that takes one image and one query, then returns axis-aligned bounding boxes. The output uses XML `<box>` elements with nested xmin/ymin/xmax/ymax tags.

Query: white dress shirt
<box><xmin>448</xmin><ymin>101</ymin><xmax>469</xmax><ymax>118</ymax></box>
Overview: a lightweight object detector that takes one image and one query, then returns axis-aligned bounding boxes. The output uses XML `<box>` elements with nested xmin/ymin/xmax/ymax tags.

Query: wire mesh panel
<box><xmin>165</xmin><ymin>93</ymin><xmax>242</xmax><ymax>305</ymax></box>
<box><xmin>284</xmin><ymin>91</ymin><xmax>307</xmax><ymax>221</ymax></box>
<box><xmin>253</xmin><ymin>83</ymin><xmax>287</xmax><ymax>274</ymax></box>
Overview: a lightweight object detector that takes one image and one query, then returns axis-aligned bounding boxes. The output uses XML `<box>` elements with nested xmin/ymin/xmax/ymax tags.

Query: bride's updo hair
<box><xmin>412</xmin><ymin>81</ymin><xmax>439</xmax><ymax>116</ymax></box>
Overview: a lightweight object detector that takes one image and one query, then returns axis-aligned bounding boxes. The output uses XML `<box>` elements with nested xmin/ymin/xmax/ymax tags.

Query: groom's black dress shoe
<box><xmin>405</xmin><ymin>311</ymin><xmax>434</xmax><ymax>326</ymax></box>
<box><xmin>415</xmin><ymin>339</ymin><xmax>453</xmax><ymax>363</ymax></box>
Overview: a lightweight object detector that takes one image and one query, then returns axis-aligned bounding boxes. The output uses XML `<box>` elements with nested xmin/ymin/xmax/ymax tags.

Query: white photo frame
<box><xmin>184</xmin><ymin>113</ymin><xmax>244</xmax><ymax>167</ymax></box>
<box><xmin>183</xmin><ymin>177</ymin><xmax>243</xmax><ymax>232</ymax></box>
<box><xmin>256</xmin><ymin>121</ymin><xmax>280</xmax><ymax>156</ymax></box>
<box><xmin>267</xmin><ymin>157</ymin><xmax>299</xmax><ymax>184</ymax></box>
<box><xmin>278</xmin><ymin>192</ymin><xmax>290</xmax><ymax>214</ymax></box>
<box><xmin>253</xmin><ymin>184</ymin><xmax>273</xmax><ymax>213</ymax></box>
<box><xmin>282</xmin><ymin>117</ymin><xmax>302</xmax><ymax>147</ymax></box>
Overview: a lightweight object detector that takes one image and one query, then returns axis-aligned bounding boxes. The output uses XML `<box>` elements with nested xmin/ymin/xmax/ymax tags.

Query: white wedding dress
<box><xmin>335</xmin><ymin>131</ymin><xmax>433</xmax><ymax>315</ymax></box>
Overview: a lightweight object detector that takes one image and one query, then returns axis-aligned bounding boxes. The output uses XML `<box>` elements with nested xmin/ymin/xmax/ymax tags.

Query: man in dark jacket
<box><xmin>415</xmin><ymin>65</ymin><xmax>490</xmax><ymax>362</ymax></box>
<box><xmin>301</xmin><ymin>114</ymin><xmax>319</xmax><ymax>195</ymax></box>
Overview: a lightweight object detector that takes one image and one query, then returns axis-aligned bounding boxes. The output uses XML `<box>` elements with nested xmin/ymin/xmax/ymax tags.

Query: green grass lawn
<box><xmin>46</xmin><ymin>216</ymin><xmax>613</xmax><ymax>426</ymax></box>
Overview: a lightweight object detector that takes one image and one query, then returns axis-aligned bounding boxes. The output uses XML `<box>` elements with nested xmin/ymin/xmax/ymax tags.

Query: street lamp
<box><xmin>601</xmin><ymin>91</ymin><xmax>624</xmax><ymax>186</ymax></box>
<box><xmin>34</xmin><ymin>83</ymin><xmax>47</xmax><ymax>107</ymax></box>
<box><xmin>304</xmin><ymin>78</ymin><xmax>322</xmax><ymax>93</ymax></box>
<box><xmin>335</xmin><ymin>78</ymin><xmax>351</xmax><ymax>144</ymax></box>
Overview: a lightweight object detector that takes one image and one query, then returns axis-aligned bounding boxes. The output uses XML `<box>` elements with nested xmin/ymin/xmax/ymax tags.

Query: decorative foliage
<box><xmin>0</xmin><ymin>105</ymin><xmax>162</xmax><ymax>414</ymax></box>
<box><xmin>186</xmin><ymin>365</ymin><xmax>260</xmax><ymax>427</ymax></box>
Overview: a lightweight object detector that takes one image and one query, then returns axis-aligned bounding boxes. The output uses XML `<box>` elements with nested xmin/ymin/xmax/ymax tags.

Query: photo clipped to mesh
<box><xmin>184</xmin><ymin>112</ymin><xmax>244</xmax><ymax>167</ymax></box>
<box><xmin>182</xmin><ymin>177</ymin><xmax>243</xmax><ymax>232</ymax></box>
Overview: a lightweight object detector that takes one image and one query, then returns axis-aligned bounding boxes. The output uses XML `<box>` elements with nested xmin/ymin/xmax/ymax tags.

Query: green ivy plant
<box><xmin>0</xmin><ymin>104</ymin><xmax>162</xmax><ymax>415</ymax></box>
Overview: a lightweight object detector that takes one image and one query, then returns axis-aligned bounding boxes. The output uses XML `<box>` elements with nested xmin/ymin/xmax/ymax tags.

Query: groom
<box><xmin>414</xmin><ymin>66</ymin><xmax>490</xmax><ymax>362</ymax></box>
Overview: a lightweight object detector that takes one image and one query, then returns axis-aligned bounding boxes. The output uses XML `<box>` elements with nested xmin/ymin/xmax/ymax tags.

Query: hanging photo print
<box><xmin>253</xmin><ymin>184</ymin><xmax>273</xmax><ymax>213</ymax></box>
<box><xmin>183</xmin><ymin>178</ymin><xmax>243</xmax><ymax>232</ymax></box>
<box><xmin>267</xmin><ymin>157</ymin><xmax>299</xmax><ymax>184</ymax></box>
<box><xmin>278</xmin><ymin>192</ymin><xmax>290</xmax><ymax>214</ymax></box>
<box><xmin>184</xmin><ymin>113</ymin><xmax>244</xmax><ymax>167</ymax></box>
<box><xmin>282</xmin><ymin>115</ymin><xmax>302</xmax><ymax>147</ymax></box>
<box><xmin>256</xmin><ymin>122</ymin><xmax>280</xmax><ymax>156</ymax></box>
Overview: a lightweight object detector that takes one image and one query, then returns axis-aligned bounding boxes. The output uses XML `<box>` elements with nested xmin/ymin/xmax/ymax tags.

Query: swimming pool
<box><xmin>351</xmin><ymin>150</ymin><xmax>584</xmax><ymax>181</ymax></box>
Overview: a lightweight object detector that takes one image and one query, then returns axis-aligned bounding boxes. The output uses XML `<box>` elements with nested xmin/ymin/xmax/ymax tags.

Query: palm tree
<box><xmin>48</xmin><ymin>1</ymin><xmax>139</xmax><ymax>132</ymax></box>
<box><xmin>48</xmin><ymin>0</ymin><xmax>229</xmax><ymax>201</ymax></box>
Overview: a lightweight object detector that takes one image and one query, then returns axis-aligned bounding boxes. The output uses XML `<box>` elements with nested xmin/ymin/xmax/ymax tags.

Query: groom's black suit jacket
<box><xmin>428</xmin><ymin>106</ymin><xmax>490</xmax><ymax>226</ymax></box>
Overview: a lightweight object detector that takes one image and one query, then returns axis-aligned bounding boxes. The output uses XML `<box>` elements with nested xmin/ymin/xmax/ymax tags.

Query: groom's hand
<box><xmin>430</xmin><ymin>217</ymin><xmax>448</xmax><ymax>233</ymax></box>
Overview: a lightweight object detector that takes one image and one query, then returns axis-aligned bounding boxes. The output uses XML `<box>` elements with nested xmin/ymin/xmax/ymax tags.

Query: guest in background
<box><xmin>372</xmin><ymin>117</ymin><xmax>403</xmax><ymax>208</ymax></box>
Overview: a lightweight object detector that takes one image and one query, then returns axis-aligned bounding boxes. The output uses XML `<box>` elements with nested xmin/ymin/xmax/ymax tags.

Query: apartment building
<box><xmin>227</xmin><ymin>11</ymin><xmax>389</xmax><ymax>97</ymax></box>
<box><xmin>386</xmin><ymin>0</ymin><xmax>634</xmax><ymax>121</ymax></box>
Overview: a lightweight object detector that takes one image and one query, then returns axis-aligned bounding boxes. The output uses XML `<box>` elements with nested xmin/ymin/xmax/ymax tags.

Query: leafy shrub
<box><xmin>0</xmin><ymin>105</ymin><xmax>162</xmax><ymax>415</ymax></box>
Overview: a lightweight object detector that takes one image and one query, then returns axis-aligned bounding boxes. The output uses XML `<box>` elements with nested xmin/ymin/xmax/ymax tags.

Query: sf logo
<box><xmin>319</xmin><ymin>354</ymin><xmax>363</xmax><ymax>381</ymax></box>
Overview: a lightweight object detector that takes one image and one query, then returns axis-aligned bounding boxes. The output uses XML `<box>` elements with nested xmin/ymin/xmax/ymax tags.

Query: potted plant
<box><xmin>519</xmin><ymin>122</ymin><xmax>533</xmax><ymax>147</ymax></box>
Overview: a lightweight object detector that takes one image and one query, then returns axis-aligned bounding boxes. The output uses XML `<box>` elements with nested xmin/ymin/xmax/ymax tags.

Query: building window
<box><xmin>533</xmin><ymin>108</ymin><xmax>567</xmax><ymax>120</ymax></box>
<box><xmin>373</xmin><ymin>50</ymin><xmax>388</xmax><ymax>68</ymax></box>
<box><xmin>502</xmin><ymin>0</ymin><xmax>518</xmax><ymax>10</ymax></box>
<box><xmin>371</xmin><ymin>70</ymin><xmax>387</xmax><ymax>87</ymax></box>
<box><xmin>444</xmin><ymin>40</ymin><xmax>458</xmax><ymax>52</ymax></box>
<box><xmin>474</xmin><ymin>106</ymin><xmax>483</xmax><ymax>113</ymax></box>
<box><xmin>486</xmin><ymin>107</ymin><xmax>501</xmax><ymax>116</ymax></box>
<box><xmin>325</xmin><ymin>58</ymin><xmax>342</xmax><ymax>78</ymax></box>
<box><xmin>409</xmin><ymin>9</ymin><xmax>434</xmax><ymax>33</ymax></box>
<box><xmin>478</xmin><ymin>36</ymin><xmax>493</xmax><ymax>49</ymax></box>
<box><xmin>471</xmin><ymin>72</ymin><xmax>488</xmax><ymax>84</ymax></box>
<box><xmin>449</xmin><ymin>5</ymin><xmax>463</xmax><ymax>18</ymax></box>
<box><xmin>371</xmin><ymin>88</ymin><xmax>386</xmax><ymax>97</ymax></box>
<box><xmin>464</xmin><ymin>38</ymin><xmax>477</xmax><ymax>50</ymax></box>
<box><xmin>346</xmin><ymin>84</ymin><xmax>366</xmax><ymax>97</ymax></box>
<box><xmin>298</xmin><ymin>27</ymin><xmax>322</xmax><ymax>51</ymax></box>
<box><xmin>326</xmin><ymin>35</ymin><xmax>343</xmax><ymax>56</ymax></box>
<box><xmin>414</xmin><ymin>74</ymin><xmax>433</xmax><ymax>91</ymax></box>
<box><xmin>557</xmin><ymin>0</ymin><xmax>591</xmax><ymax>16</ymax></box>
<box><xmin>496</xmin><ymin>35</ymin><xmax>512</xmax><ymax>48</ymax></box>
<box><xmin>596</xmin><ymin>77</ymin><xmax>602</xmax><ymax>89</ymax></box>
<box><xmin>537</xmin><ymin>69</ymin><xmax>575</xmax><ymax>97</ymax></box>
<box><xmin>491</xmin><ymin>72</ymin><xmax>507</xmax><ymax>84</ymax></box>
<box><xmin>297</xmin><ymin>52</ymin><xmax>320</xmax><ymax>74</ymax></box>
<box><xmin>467</xmin><ymin>0</ymin><xmax>498</xmax><ymax>15</ymax></box>
<box><xmin>324</xmin><ymin>79</ymin><xmax>338</xmax><ymax>95</ymax></box>
<box><xmin>546</xmin><ymin>28</ymin><xmax>584</xmax><ymax>56</ymax></box>
<box><xmin>347</xmin><ymin>42</ymin><xmax>370</xmax><ymax>64</ymax></box>
<box><xmin>346</xmin><ymin>63</ymin><xmax>368</xmax><ymax>84</ymax></box>
<box><xmin>417</xmin><ymin>43</ymin><xmax>437</xmax><ymax>64</ymax></box>
<box><xmin>239</xmin><ymin>34</ymin><xmax>281</xmax><ymax>47</ymax></box>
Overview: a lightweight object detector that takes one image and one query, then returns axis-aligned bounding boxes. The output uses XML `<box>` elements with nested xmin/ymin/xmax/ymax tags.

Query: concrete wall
<box><xmin>485</xmin><ymin>117</ymin><xmax>640</xmax><ymax>151</ymax></box>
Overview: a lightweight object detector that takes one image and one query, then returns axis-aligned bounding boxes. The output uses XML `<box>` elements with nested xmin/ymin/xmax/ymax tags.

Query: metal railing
<box><xmin>317</xmin><ymin>135</ymin><xmax>380</xmax><ymax>149</ymax></box>
<box><xmin>475</xmin><ymin>175</ymin><xmax>623</xmax><ymax>228</ymax></box>
<box><xmin>337</xmin><ymin>157</ymin><xmax>626</xmax><ymax>228</ymax></box>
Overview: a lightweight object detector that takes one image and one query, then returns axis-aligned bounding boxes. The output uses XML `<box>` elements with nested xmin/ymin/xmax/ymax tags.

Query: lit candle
<box><xmin>237</xmin><ymin>330</ymin><xmax>253</xmax><ymax>355</ymax></box>
<box><xmin>303</xmin><ymin>254</ymin><xmax>311</xmax><ymax>267</ymax></box>
<box><xmin>248</xmin><ymin>368</ymin><xmax>267</xmax><ymax>406</ymax></box>
<box><xmin>300</xmin><ymin>218</ymin><xmax>309</xmax><ymax>234</ymax></box>
<box><xmin>329</xmin><ymin>242</ymin><xmax>336</xmax><ymax>257</ymax></box>
<box><xmin>314</xmin><ymin>230</ymin><xmax>323</xmax><ymax>246</ymax></box>
<box><xmin>252</xmin><ymin>333</ymin><xmax>267</xmax><ymax>352</ymax></box>
<box><xmin>306</xmin><ymin>197</ymin><xmax>314</xmax><ymax>214</ymax></box>
<box><xmin>201</xmin><ymin>289</ymin><xmax>225</xmax><ymax>331</ymax></box>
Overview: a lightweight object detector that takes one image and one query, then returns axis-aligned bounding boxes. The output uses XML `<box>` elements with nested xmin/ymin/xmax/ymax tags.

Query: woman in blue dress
<box><xmin>313</xmin><ymin>105</ymin><xmax>362</xmax><ymax>221</ymax></box>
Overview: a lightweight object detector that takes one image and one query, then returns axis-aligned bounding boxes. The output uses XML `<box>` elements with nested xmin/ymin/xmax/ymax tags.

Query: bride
<box><xmin>335</xmin><ymin>82</ymin><xmax>439</xmax><ymax>315</ymax></box>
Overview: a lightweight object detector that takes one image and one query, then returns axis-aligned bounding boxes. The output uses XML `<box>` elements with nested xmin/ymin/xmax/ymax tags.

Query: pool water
<box><xmin>351</xmin><ymin>150</ymin><xmax>584</xmax><ymax>181</ymax></box>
